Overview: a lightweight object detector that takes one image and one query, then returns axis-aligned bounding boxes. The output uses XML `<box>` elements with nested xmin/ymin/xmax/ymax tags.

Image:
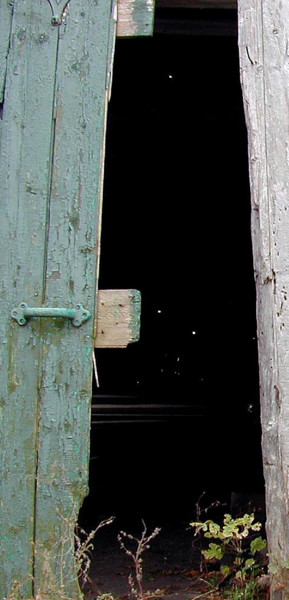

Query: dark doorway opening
<box><xmin>80</xmin><ymin>10</ymin><xmax>263</xmax><ymax>530</ymax></box>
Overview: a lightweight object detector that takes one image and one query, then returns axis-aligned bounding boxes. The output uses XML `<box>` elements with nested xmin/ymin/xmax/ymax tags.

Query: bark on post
<box><xmin>238</xmin><ymin>2</ymin><xmax>289</xmax><ymax>597</ymax></box>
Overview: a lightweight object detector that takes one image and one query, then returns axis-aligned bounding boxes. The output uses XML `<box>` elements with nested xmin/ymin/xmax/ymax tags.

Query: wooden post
<box><xmin>238</xmin><ymin>2</ymin><xmax>289</xmax><ymax>596</ymax></box>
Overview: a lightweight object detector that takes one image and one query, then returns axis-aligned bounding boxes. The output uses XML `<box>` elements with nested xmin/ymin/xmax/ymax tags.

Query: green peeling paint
<box><xmin>0</xmin><ymin>0</ymin><xmax>152</xmax><ymax>596</ymax></box>
<box><xmin>0</xmin><ymin>0</ymin><xmax>116</xmax><ymax>598</ymax></box>
<box><xmin>130</xmin><ymin>289</ymin><xmax>142</xmax><ymax>342</ymax></box>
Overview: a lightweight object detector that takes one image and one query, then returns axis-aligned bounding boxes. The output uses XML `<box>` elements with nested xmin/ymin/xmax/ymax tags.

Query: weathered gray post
<box><xmin>0</xmin><ymin>0</ymin><xmax>153</xmax><ymax>598</ymax></box>
<box><xmin>239</xmin><ymin>2</ymin><xmax>289</xmax><ymax>597</ymax></box>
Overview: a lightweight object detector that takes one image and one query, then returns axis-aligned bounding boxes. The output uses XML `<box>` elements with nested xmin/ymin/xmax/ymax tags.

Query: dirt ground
<box><xmin>82</xmin><ymin>518</ymin><xmax>208</xmax><ymax>600</ymax></box>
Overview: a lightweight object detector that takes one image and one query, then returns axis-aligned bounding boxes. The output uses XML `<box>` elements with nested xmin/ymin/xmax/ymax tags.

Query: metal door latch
<box><xmin>11</xmin><ymin>302</ymin><xmax>91</xmax><ymax>327</ymax></box>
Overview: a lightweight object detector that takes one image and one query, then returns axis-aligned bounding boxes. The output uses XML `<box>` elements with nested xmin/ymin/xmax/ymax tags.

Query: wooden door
<box><xmin>0</xmin><ymin>1</ymin><xmax>153</xmax><ymax>598</ymax></box>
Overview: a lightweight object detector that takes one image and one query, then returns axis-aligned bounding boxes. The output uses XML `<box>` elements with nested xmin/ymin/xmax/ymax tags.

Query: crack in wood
<box><xmin>246</xmin><ymin>45</ymin><xmax>254</xmax><ymax>65</ymax></box>
<box><xmin>274</xmin><ymin>384</ymin><xmax>281</xmax><ymax>408</ymax></box>
<box><xmin>0</xmin><ymin>0</ymin><xmax>14</xmax><ymax>103</ymax></box>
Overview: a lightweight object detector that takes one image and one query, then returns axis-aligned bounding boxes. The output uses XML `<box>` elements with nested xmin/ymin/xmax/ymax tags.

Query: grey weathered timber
<box><xmin>0</xmin><ymin>0</ymin><xmax>116</xmax><ymax>598</ymax></box>
<box><xmin>238</xmin><ymin>2</ymin><xmax>289</xmax><ymax>597</ymax></box>
<box><xmin>117</xmin><ymin>0</ymin><xmax>155</xmax><ymax>37</ymax></box>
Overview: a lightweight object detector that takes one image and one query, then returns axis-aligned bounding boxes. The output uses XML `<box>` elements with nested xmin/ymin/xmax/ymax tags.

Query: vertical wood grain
<box><xmin>0</xmin><ymin>0</ymin><xmax>116</xmax><ymax>597</ymax></box>
<box><xmin>33</xmin><ymin>2</ymin><xmax>115</xmax><ymax>598</ymax></box>
<box><xmin>239</xmin><ymin>2</ymin><xmax>289</xmax><ymax>596</ymax></box>
<box><xmin>0</xmin><ymin>1</ymin><xmax>59</xmax><ymax>596</ymax></box>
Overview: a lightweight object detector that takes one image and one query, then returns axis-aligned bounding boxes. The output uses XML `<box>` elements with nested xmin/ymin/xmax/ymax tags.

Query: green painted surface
<box><xmin>130</xmin><ymin>290</ymin><xmax>142</xmax><ymax>342</ymax></box>
<box><xmin>34</xmin><ymin>3</ymin><xmax>115</xmax><ymax>596</ymax></box>
<box><xmin>0</xmin><ymin>0</ymin><xmax>13</xmax><ymax>102</ymax></box>
<box><xmin>0</xmin><ymin>1</ymin><xmax>60</xmax><ymax>596</ymax></box>
<box><xmin>0</xmin><ymin>0</ymin><xmax>13</xmax><ymax>150</ymax></box>
<box><xmin>0</xmin><ymin>0</ymin><xmax>116</xmax><ymax>597</ymax></box>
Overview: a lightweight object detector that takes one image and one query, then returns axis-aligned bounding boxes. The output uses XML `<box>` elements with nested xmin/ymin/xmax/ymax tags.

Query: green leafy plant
<box><xmin>191</xmin><ymin>491</ymin><xmax>228</xmax><ymax>573</ymax></box>
<box><xmin>224</xmin><ymin>578</ymin><xmax>260</xmax><ymax>600</ymax></box>
<box><xmin>190</xmin><ymin>513</ymin><xmax>267</xmax><ymax>588</ymax></box>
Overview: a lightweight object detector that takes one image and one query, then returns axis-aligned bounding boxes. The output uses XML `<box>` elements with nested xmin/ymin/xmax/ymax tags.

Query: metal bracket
<box><xmin>46</xmin><ymin>0</ymin><xmax>70</xmax><ymax>26</ymax></box>
<box><xmin>11</xmin><ymin>303</ymin><xmax>91</xmax><ymax>327</ymax></box>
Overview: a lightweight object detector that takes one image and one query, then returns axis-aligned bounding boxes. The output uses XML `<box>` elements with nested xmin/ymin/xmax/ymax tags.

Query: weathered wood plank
<box><xmin>117</xmin><ymin>0</ymin><xmax>155</xmax><ymax>37</ymax></box>
<box><xmin>33</xmin><ymin>2</ymin><xmax>116</xmax><ymax>598</ymax></box>
<box><xmin>238</xmin><ymin>2</ymin><xmax>289</xmax><ymax>596</ymax></box>
<box><xmin>95</xmin><ymin>289</ymin><xmax>141</xmax><ymax>348</ymax></box>
<box><xmin>0</xmin><ymin>2</ymin><xmax>60</xmax><ymax>597</ymax></box>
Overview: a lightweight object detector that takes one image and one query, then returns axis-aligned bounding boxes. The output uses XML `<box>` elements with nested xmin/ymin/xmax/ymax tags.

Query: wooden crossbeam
<box><xmin>117</xmin><ymin>0</ymin><xmax>155</xmax><ymax>36</ymax></box>
<box><xmin>95</xmin><ymin>289</ymin><xmax>141</xmax><ymax>348</ymax></box>
<box><xmin>155</xmin><ymin>0</ymin><xmax>236</xmax><ymax>7</ymax></box>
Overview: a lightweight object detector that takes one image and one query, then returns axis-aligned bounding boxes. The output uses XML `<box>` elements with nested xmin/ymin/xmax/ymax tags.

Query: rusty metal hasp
<box><xmin>11</xmin><ymin>302</ymin><xmax>91</xmax><ymax>327</ymax></box>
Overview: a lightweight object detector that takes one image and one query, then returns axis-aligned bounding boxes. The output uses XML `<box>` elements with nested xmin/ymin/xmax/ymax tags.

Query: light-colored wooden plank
<box><xmin>33</xmin><ymin>2</ymin><xmax>116</xmax><ymax>598</ymax></box>
<box><xmin>239</xmin><ymin>1</ymin><xmax>289</xmax><ymax>596</ymax></box>
<box><xmin>0</xmin><ymin>1</ymin><xmax>60</xmax><ymax>597</ymax></box>
<box><xmin>117</xmin><ymin>0</ymin><xmax>155</xmax><ymax>37</ymax></box>
<box><xmin>95</xmin><ymin>289</ymin><xmax>141</xmax><ymax>348</ymax></box>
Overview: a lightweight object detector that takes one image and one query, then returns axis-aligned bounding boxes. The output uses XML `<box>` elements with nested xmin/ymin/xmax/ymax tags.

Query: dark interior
<box><xmin>79</xmin><ymin>8</ymin><xmax>263</xmax><ymax>529</ymax></box>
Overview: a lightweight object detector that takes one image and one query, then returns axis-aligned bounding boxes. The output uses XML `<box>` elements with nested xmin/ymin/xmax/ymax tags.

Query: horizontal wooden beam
<box><xmin>116</xmin><ymin>0</ymin><xmax>236</xmax><ymax>38</ymax></box>
<box><xmin>117</xmin><ymin>0</ymin><xmax>155</xmax><ymax>37</ymax></box>
<box><xmin>154</xmin><ymin>12</ymin><xmax>237</xmax><ymax>35</ymax></box>
<box><xmin>156</xmin><ymin>0</ymin><xmax>236</xmax><ymax>7</ymax></box>
<box><xmin>95</xmin><ymin>289</ymin><xmax>141</xmax><ymax>348</ymax></box>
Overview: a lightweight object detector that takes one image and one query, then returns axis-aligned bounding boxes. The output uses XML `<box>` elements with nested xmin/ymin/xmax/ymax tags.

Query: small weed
<box><xmin>4</xmin><ymin>517</ymin><xmax>115</xmax><ymax>600</ymax></box>
<box><xmin>224</xmin><ymin>579</ymin><xmax>260</xmax><ymax>600</ymax></box>
<box><xmin>4</xmin><ymin>577</ymin><xmax>33</xmax><ymax>600</ymax></box>
<box><xmin>75</xmin><ymin>516</ymin><xmax>115</xmax><ymax>585</ymax></box>
<box><xmin>118</xmin><ymin>520</ymin><xmax>163</xmax><ymax>600</ymax></box>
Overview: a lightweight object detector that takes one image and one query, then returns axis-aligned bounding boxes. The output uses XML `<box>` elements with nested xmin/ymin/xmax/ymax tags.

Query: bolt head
<box><xmin>51</xmin><ymin>15</ymin><xmax>62</xmax><ymax>26</ymax></box>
